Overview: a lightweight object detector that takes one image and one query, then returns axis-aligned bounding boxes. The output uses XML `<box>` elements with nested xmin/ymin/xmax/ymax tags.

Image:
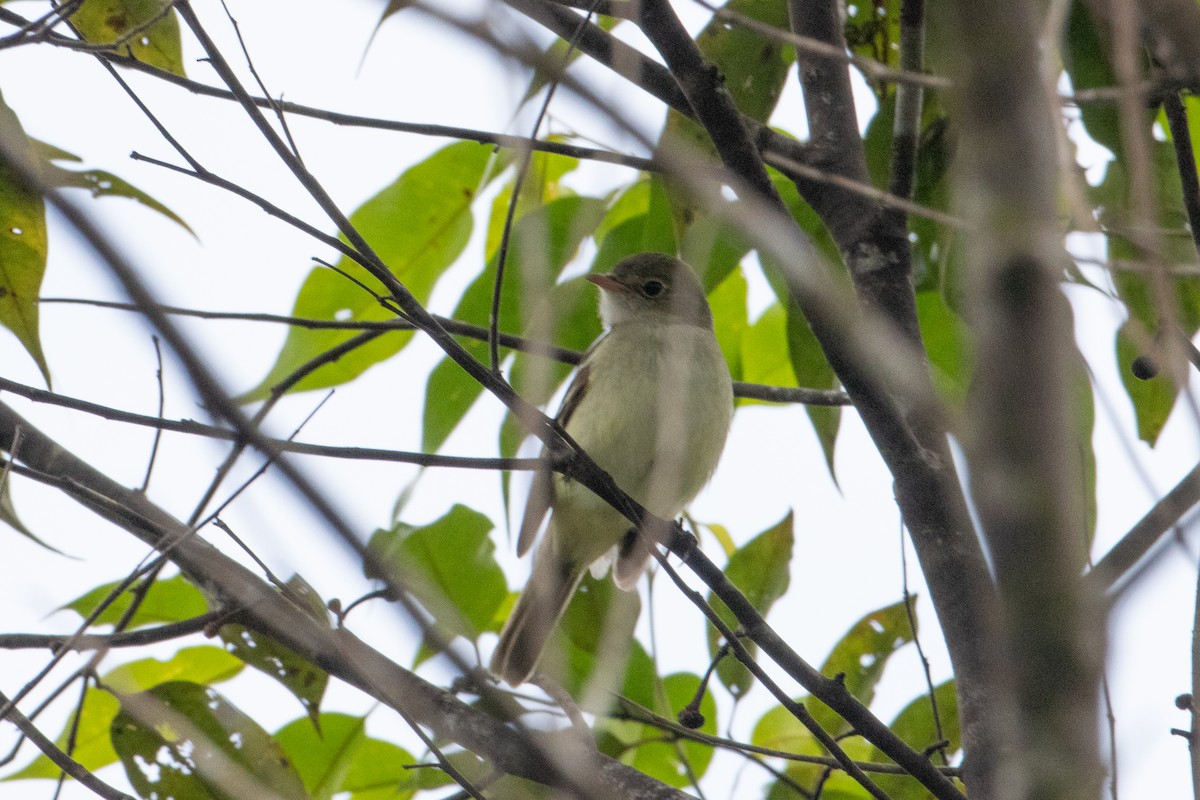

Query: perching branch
<box><xmin>0</xmin><ymin>401</ymin><xmax>687</xmax><ymax>800</ymax></box>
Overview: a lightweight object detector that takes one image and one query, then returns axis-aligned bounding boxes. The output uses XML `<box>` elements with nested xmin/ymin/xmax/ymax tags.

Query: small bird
<box><xmin>490</xmin><ymin>252</ymin><xmax>733</xmax><ymax>686</ymax></box>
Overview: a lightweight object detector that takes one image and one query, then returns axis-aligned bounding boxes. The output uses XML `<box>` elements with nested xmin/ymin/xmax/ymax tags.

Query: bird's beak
<box><xmin>586</xmin><ymin>273</ymin><xmax>628</xmax><ymax>293</ymax></box>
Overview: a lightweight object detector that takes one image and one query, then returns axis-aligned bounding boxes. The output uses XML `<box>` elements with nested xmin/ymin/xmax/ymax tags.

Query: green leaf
<box><xmin>681</xmin><ymin>215</ymin><xmax>753</xmax><ymax>294</ymax></box>
<box><xmin>7</xmin><ymin>648</ymin><xmax>243</xmax><ymax>781</ymax></box>
<box><xmin>242</xmin><ymin>141</ymin><xmax>495</xmax><ymax>402</ymax></box>
<box><xmin>366</xmin><ymin>504</ymin><xmax>505</xmax><ymax>663</ymax></box>
<box><xmin>104</xmin><ymin>646</ymin><xmax>245</xmax><ymax>693</ymax></box>
<box><xmin>788</xmin><ymin>305</ymin><xmax>841</xmax><ymax>478</ymax></box>
<box><xmin>664</xmin><ymin>0</ymin><xmax>792</xmax><ymax>153</ymax></box>
<box><xmin>741</xmin><ymin>302</ymin><xmax>796</xmax><ymax>394</ymax></box>
<box><xmin>708</xmin><ymin>265</ymin><xmax>749</xmax><ymax>383</ymax></box>
<box><xmin>42</xmin><ymin>158</ymin><xmax>192</xmax><ymax>233</ymax></box>
<box><xmin>916</xmin><ymin>289</ymin><xmax>972</xmax><ymax>404</ymax></box>
<box><xmin>4</xmin><ymin>688</ymin><xmax>121</xmax><ymax>780</ymax></box>
<box><xmin>519</xmin><ymin>16</ymin><xmax>622</xmax><ymax>105</ymax></box>
<box><xmin>599</xmin><ymin>672</ymin><xmax>717</xmax><ymax>790</ymax></box>
<box><xmin>274</xmin><ymin>713</ymin><xmax>368</xmax><ymax>800</ymax></box>
<box><xmin>61</xmin><ymin>573</ymin><xmax>208</xmax><ymax>628</ymax></box>
<box><xmin>0</xmin><ymin>91</ymin><xmax>50</xmax><ymax>385</ymax></box>
<box><xmin>1096</xmin><ymin>142</ymin><xmax>1200</xmax><ymax>287</ymax></box>
<box><xmin>1094</xmin><ymin>139</ymin><xmax>1200</xmax><ymax>443</ymax></box>
<box><xmin>219</xmin><ymin>575</ymin><xmax>329</xmax><ymax>723</ymax></box>
<box><xmin>340</xmin><ymin>737</ymin><xmax>420</xmax><ymax>800</ymax></box>
<box><xmin>594</xmin><ymin>177</ymin><xmax>677</xmax><ymax>263</ymax></box>
<box><xmin>111</xmin><ymin>681</ymin><xmax>308</xmax><ymax>800</ymax></box>
<box><xmin>865</xmin><ymin>680</ymin><xmax>962</xmax><ymax>800</ymax></box>
<box><xmin>807</xmin><ymin>599</ymin><xmax>916</xmax><ymax>737</ymax></box>
<box><xmin>629</xmin><ymin>673</ymin><xmax>718</xmax><ymax>787</ymax></box>
<box><xmin>530</xmin><ymin>573</ymin><xmax>644</xmax><ymax>705</ymax></box>
<box><xmin>1116</xmin><ymin>322</ymin><xmax>1176</xmax><ymax>445</ymax></box>
<box><xmin>862</xmin><ymin>99</ymin><xmax>957</xmax><ymax>292</ymax></box>
<box><xmin>1072</xmin><ymin>349</ymin><xmax>1098</xmax><ymax>553</ymax></box>
<box><xmin>845</xmin><ymin>0</ymin><xmax>902</xmax><ymax>95</ymax></box>
<box><xmin>0</xmin><ymin>476</ymin><xmax>65</xmax><ymax>554</ymax></box>
<box><xmin>752</xmin><ymin>701</ymin><xmax>872</xmax><ymax>796</ymax></box>
<box><xmin>422</xmin><ymin>194</ymin><xmax>607</xmax><ymax>452</ymax></box>
<box><xmin>71</xmin><ymin>0</ymin><xmax>185</xmax><ymax>77</ymax></box>
<box><xmin>910</xmin><ymin>116</ymin><xmax>957</xmax><ymax>293</ymax></box>
<box><xmin>661</xmin><ymin>0</ymin><xmax>792</xmax><ymax>228</ymax></box>
<box><xmin>1177</xmin><ymin>96</ymin><xmax>1200</xmax><ymax>178</ymax></box>
<box><xmin>700</xmin><ymin>521</ymin><xmax>737</xmax><ymax>558</ymax></box>
<box><xmin>483</xmin><ymin>147</ymin><xmax>577</xmax><ymax>261</ymax></box>
<box><xmin>707</xmin><ymin>512</ymin><xmax>794</xmax><ymax>697</ymax></box>
<box><xmin>1063</xmin><ymin>1</ymin><xmax>1126</xmax><ymax>155</ymax></box>
<box><xmin>694</xmin><ymin>0</ymin><xmax>793</xmax><ymax>123</ymax></box>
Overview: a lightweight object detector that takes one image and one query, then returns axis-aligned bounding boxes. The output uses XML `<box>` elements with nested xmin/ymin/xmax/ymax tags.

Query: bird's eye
<box><xmin>642</xmin><ymin>279</ymin><xmax>665</xmax><ymax>297</ymax></box>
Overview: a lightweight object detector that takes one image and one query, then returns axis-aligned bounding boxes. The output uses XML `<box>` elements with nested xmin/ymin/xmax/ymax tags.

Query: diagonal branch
<box><xmin>1089</xmin><ymin>460</ymin><xmax>1200</xmax><ymax>593</ymax></box>
<box><xmin>0</xmin><ymin>402</ymin><xmax>689</xmax><ymax>800</ymax></box>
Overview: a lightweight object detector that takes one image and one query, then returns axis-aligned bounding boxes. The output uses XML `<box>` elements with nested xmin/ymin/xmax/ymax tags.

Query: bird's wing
<box><xmin>516</xmin><ymin>352</ymin><xmax>596</xmax><ymax>557</ymax></box>
<box><xmin>516</xmin><ymin>467</ymin><xmax>553</xmax><ymax>557</ymax></box>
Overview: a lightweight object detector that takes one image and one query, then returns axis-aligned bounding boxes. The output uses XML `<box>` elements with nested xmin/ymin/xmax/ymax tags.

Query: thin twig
<box><xmin>646</xmin><ymin>535</ymin><xmax>898</xmax><ymax>800</ymax></box>
<box><xmin>198</xmin><ymin>392</ymin><xmax>334</xmax><ymax>537</ymax></box>
<box><xmin>0</xmin><ymin>613</ymin><xmax>228</xmax><ymax>652</ymax></box>
<box><xmin>490</xmin><ymin>2</ymin><xmax>598</xmax><ymax>374</ymax></box>
<box><xmin>899</xmin><ymin>520</ymin><xmax>947</xmax><ymax>764</ymax></box>
<box><xmin>1090</xmin><ymin>459</ymin><xmax>1200</xmax><ymax>593</ymax></box>
<box><xmin>611</xmin><ymin>695</ymin><xmax>961</xmax><ymax>776</ymax></box>
<box><xmin>216</xmin><ymin>0</ymin><xmax>302</xmax><ymax>162</ymax></box>
<box><xmin>186</xmin><ymin>330</ymin><xmax>380</xmax><ymax>525</ymax></box>
<box><xmin>0</xmin><ymin>373</ymin><xmax>543</xmax><ymax>469</ymax></box>
<box><xmin>0</xmin><ymin>689</ymin><xmax>136</xmax><ymax>800</ymax></box>
<box><xmin>139</xmin><ymin>336</ymin><xmax>166</xmax><ymax>493</ymax></box>
<box><xmin>38</xmin><ymin>297</ymin><xmax>853</xmax><ymax>405</ymax></box>
<box><xmin>1162</xmin><ymin>93</ymin><xmax>1200</xmax><ymax>261</ymax></box>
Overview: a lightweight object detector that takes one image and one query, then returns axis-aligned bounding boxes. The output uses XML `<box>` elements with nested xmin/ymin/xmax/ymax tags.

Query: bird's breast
<box><xmin>560</xmin><ymin>321</ymin><xmax>733</xmax><ymax>520</ymax></box>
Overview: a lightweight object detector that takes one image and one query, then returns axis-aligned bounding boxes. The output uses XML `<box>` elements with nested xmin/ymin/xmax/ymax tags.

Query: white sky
<box><xmin>0</xmin><ymin>1</ymin><xmax>1198</xmax><ymax>798</ymax></box>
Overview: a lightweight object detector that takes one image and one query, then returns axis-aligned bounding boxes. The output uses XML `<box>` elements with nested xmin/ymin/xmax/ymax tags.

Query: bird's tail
<box><xmin>490</xmin><ymin>544</ymin><xmax>582</xmax><ymax>686</ymax></box>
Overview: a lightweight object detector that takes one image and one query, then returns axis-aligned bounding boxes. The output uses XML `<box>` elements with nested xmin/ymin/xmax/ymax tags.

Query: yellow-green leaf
<box><xmin>0</xmin><ymin>91</ymin><xmax>49</xmax><ymax>385</ymax></box>
<box><xmin>242</xmin><ymin>141</ymin><xmax>495</xmax><ymax>402</ymax></box>
<box><xmin>706</xmin><ymin>512</ymin><xmax>794</xmax><ymax>697</ymax></box>
<box><xmin>111</xmin><ymin>681</ymin><xmax>308</xmax><ymax>800</ymax></box>
<box><xmin>71</xmin><ymin>0</ymin><xmax>185</xmax><ymax>77</ymax></box>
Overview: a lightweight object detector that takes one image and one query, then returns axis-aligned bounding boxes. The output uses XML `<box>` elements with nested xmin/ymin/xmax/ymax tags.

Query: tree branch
<box><xmin>0</xmin><ymin>613</ymin><xmax>227</xmax><ymax>652</ymax></box>
<box><xmin>948</xmin><ymin>0</ymin><xmax>1105</xmax><ymax>796</ymax></box>
<box><xmin>778</xmin><ymin>2</ymin><xmax>1008</xmax><ymax>796</ymax></box>
<box><xmin>36</xmin><ymin>298</ymin><xmax>852</xmax><ymax>406</ymax></box>
<box><xmin>1089</xmin><ymin>460</ymin><xmax>1200</xmax><ymax>593</ymax></box>
<box><xmin>0</xmin><ymin>401</ymin><xmax>689</xmax><ymax>800</ymax></box>
<box><xmin>0</xmin><ymin>687</ymin><xmax>135</xmax><ymax>800</ymax></box>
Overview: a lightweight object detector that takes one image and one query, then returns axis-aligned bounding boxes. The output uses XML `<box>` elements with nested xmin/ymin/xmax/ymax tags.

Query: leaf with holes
<box><xmin>219</xmin><ymin>575</ymin><xmax>329</xmax><ymax>724</ymax></box>
<box><xmin>7</xmin><ymin>647</ymin><xmax>243</xmax><ymax>781</ymax></box>
<box><xmin>112</xmin><ymin>681</ymin><xmax>307</xmax><ymax>800</ymax></box>
<box><xmin>806</xmin><ymin>598</ymin><xmax>916</xmax><ymax>737</ymax></box>
<box><xmin>41</xmin><ymin>157</ymin><xmax>191</xmax><ymax>233</ymax></box>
